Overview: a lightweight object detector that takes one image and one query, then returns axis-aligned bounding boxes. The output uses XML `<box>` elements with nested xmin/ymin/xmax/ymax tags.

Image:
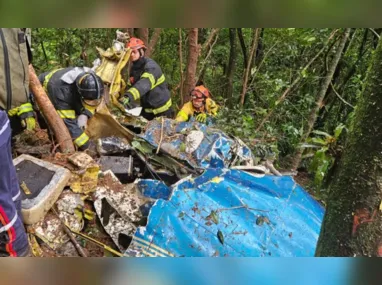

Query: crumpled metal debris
<box><xmin>139</xmin><ymin>119</ymin><xmax>254</xmax><ymax>169</ymax></box>
<box><xmin>97</xmin><ymin>136</ymin><xmax>130</xmax><ymax>155</ymax></box>
<box><xmin>126</xmin><ymin>168</ymin><xmax>325</xmax><ymax>257</ymax></box>
<box><xmin>94</xmin><ymin>171</ymin><xmax>149</xmax><ymax>251</ymax></box>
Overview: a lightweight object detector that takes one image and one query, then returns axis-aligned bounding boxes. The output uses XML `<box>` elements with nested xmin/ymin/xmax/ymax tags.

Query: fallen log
<box><xmin>29</xmin><ymin>65</ymin><xmax>75</xmax><ymax>153</ymax></box>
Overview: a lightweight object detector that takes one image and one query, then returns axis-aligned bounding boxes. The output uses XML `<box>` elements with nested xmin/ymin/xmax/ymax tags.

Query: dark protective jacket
<box><xmin>126</xmin><ymin>57</ymin><xmax>172</xmax><ymax>120</ymax></box>
<box><xmin>38</xmin><ymin>67</ymin><xmax>94</xmax><ymax>149</ymax></box>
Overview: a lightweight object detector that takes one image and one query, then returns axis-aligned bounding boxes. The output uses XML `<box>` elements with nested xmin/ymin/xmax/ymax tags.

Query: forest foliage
<box><xmin>30</xmin><ymin>28</ymin><xmax>379</xmax><ymax>201</ymax></box>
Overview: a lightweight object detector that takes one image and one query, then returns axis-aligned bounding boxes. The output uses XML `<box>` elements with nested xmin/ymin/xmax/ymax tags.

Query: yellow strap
<box><xmin>17</xmin><ymin>103</ymin><xmax>33</xmax><ymax>116</ymax></box>
<box><xmin>43</xmin><ymin>68</ymin><xmax>64</xmax><ymax>93</ymax></box>
<box><xmin>74</xmin><ymin>132</ymin><xmax>89</xmax><ymax>147</ymax></box>
<box><xmin>128</xmin><ymin>87</ymin><xmax>140</xmax><ymax>100</ymax></box>
<box><xmin>145</xmin><ymin>98</ymin><xmax>172</xmax><ymax>115</ymax></box>
<box><xmin>141</xmin><ymin>72</ymin><xmax>156</xmax><ymax>88</ymax></box>
<box><xmin>176</xmin><ymin>109</ymin><xmax>189</xmax><ymax>122</ymax></box>
<box><xmin>57</xmin><ymin>110</ymin><xmax>76</xmax><ymax>119</ymax></box>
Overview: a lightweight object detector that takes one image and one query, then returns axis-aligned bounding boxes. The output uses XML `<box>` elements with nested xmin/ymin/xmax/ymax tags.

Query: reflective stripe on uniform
<box><xmin>57</xmin><ymin>110</ymin><xmax>76</xmax><ymax>119</ymax></box>
<box><xmin>129</xmin><ymin>87</ymin><xmax>140</xmax><ymax>100</ymax></box>
<box><xmin>0</xmin><ymin>119</ymin><xmax>10</xmax><ymax>136</ymax></box>
<box><xmin>12</xmin><ymin>191</ymin><xmax>20</xmax><ymax>201</ymax></box>
<box><xmin>145</xmin><ymin>98</ymin><xmax>172</xmax><ymax>115</ymax></box>
<box><xmin>43</xmin><ymin>68</ymin><xmax>64</xmax><ymax>93</ymax></box>
<box><xmin>17</xmin><ymin>103</ymin><xmax>33</xmax><ymax>116</ymax></box>
<box><xmin>141</xmin><ymin>72</ymin><xmax>155</xmax><ymax>88</ymax></box>
<box><xmin>74</xmin><ymin>132</ymin><xmax>89</xmax><ymax>147</ymax></box>
<box><xmin>141</xmin><ymin>73</ymin><xmax>165</xmax><ymax>90</ymax></box>
<box><xmin>152</xmin><ymin>74</ymin><xmax>165</xmax><ymax>89</ymax></box>
<box><xmin>0</xmin><ymin>212</ymin><xmax>17</xmax><ymax>233</ymax></box>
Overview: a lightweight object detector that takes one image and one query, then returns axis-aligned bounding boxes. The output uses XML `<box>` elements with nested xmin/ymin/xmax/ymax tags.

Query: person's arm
<box><xmin>206</xmin><ymin>98</ymin><xmax>219</xmax><ymax>116</ymax></box>
<box><xmin>121</xmin><ymin>61</ymin><xmax>162</xmax><ymax>106</ymax></box>
<box><xmin>63</xmin><ymin>118</ymin><xmax>90</xmax><ymax>150</ymax></box>
<box><xmin>176</xmin><ymin>103</ymin><xmax>192</xmax><ymax>122</ymax></box>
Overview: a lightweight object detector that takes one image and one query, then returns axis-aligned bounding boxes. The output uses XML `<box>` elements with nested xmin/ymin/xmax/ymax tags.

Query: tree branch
<box><xmin>255</xmin><ymin>29</ymin><xmax>340</xmax><ymax>132</ymax></box>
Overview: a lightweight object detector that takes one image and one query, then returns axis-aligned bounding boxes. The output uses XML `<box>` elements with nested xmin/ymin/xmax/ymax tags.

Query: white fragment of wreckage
<box><xmin>33</xmin><ymin>208</ymin><xmax>83</xmax><ymax>250</ymax></box>
<box><xmin>94</xmin><ymin>170</ymin><xmax>149</xmax><ymax>251</ymax></box>
<box><xmin>185</xmin><ymin>130</ymin><xmax>204</xmax><ymax>153</ymax></box>
<box><xmin>56</xmin><ymin>192</ymin><xmax>84</xmax><ymax>214</ymax></box>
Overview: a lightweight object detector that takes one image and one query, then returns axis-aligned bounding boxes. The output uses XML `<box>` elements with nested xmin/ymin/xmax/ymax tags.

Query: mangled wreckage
<box><xmin>14</xmin><ymin>30</ymin><xmax>324</xmax><ymax>257</ymax></box>
<box><xmin>15</xmin><ymin>108</ymin><xmax>324</xmax><ymax>257</ymax></box>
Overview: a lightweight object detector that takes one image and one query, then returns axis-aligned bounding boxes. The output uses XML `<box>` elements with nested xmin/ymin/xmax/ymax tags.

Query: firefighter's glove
<box><xmin>196</xmin><ymin>113</ymin><xmax>207</xmax><ymax>123</ymax></box>
<box><xmin>119</xmin><ymin>92</ymin><xmax>134</xmax><ymax>109</ymax></box>
<box><xmin>21</xmin><ymin>117</ymin><xmax>36</xmax><ymax>131</ymax></box>
<box><xmin>8</xmin><ymin>103</ymin><xmax>36</xmax><ymax>131</ymax></box>
<box><xmin>77</xmin><ymin>114</ymin><xmax>88</xmax><ymax>130</ymax></box>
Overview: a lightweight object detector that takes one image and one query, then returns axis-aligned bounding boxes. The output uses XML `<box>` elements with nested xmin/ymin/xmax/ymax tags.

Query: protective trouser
<box><xmin>0</xmin><ymin>111</ymin><xmax>28</xmax><ymax>257</ymax></box>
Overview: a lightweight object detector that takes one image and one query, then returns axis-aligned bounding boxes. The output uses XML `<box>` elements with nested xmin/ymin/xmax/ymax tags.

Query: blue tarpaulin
<box><xmin>139</xmin><ymin>119</ymin><xmax>253</xmax><ymax>169</ymax></box>
<box><xmin>126</xmin><ymin>168</ymin><xmax>324</xmax><ymax>257</ymax></box>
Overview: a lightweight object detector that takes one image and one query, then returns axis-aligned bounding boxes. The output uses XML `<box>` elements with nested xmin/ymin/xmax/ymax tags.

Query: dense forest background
<box><xmin>30</xmin><ymin>28</ymin><xmax>380</xmax><ymax>204</ymax></box>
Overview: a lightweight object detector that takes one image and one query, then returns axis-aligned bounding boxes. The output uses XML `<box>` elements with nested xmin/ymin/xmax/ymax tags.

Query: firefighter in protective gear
<box><xmin>119</xmin><ymin>37</ymin><xmax>173</xmax><ymax>120</ymax></box>
<box><xmin>37</xmin><ymin>67</ymin><xmax>105</xmax><ymax>150</ymax></box>
<box><xmin>176</xmin><ymin>85</ymin><xmax>218</xmax><ymax>123</ymax></box>
<box><xmin>0</xmin><ymin>28</ymin><xmax>31</xmax><ymax>257</ymax></box>
<box><xmin>0</xmin><ymin>28</ymin><xmax>36</xmax><ymax>134</ymax></box>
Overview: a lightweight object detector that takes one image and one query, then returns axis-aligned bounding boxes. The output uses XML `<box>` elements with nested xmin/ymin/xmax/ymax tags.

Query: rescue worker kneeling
<box><xmin>119</xmin><ymin>37</ymin><xmax>173</xmax><ymax>120</ymax></box>
<box><xmin>176</xmin><ymin>85</ymin><xmax>218</xmax><ymax>123</ymax></box>
<box><xmin>37</xmin><ymin>67</ymin><xmax>104</xmax><ymax>150</ymax></box>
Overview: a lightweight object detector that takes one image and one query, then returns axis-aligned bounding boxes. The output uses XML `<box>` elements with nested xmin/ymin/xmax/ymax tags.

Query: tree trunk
<box><xmin>182</xmin><ymin>28</ymin><xmax>199</xmax><ymax>103</ymax></box>
<box><xmin>179</xmin><ymin>29</ymin><xmax>184</xmax><ymax>106</ymax></box>
<box><xmin>197</xmin><ymin>29</ymin><xmax>219</xmax><ymax>82</ymax></box>
<box><xmin>29</xmin><ymin>65</ymin><xmax>75</xmax><ymax>153</ymax></box>
<box><xmin>291</xmin><ymin>29</ymin><xmax>351</xmax><ymax>171</ymax></box>
<box><xmin>126</xmin><ymin>28</ymin><xmax>134</xmax><ymax>37</ymax></box>
<box><xmin>225</xmin><ymin>28</ymin><xmax>237</xmax><ymax>99</ymax></box>
<box><xmin>255</xmin><ymin>28</ymin><xmax>265</xmax><ymax>66</ymax></box>
<box><xmin>316</xmin><ymin>34</ymin><xmax>382</xmax><ymax>257</ymax></box>
<box><xmin>320</xmin><ymin>29</ymin><xmax>369</xmax><ymax>128</ymax></box>
<box><xmin>136</xmin><ymin>28</ymin><xmax>149</xmax><ymax>44</ymax></box>
<box><xmin>255</xmin><ymin>29</ymin><xmax>340</xmax><ymax>132</ymax></box>
<box><xmin>146</xmin><ymin>28</ymin><xmax>162</xmax><ymax>57</ymax></box>
<box><xmin>202</xmin><ymin>28</ymin><xmax>220</xmax><ymax>52</ymax></box>
<box><xmin>237</xmin><ymin>28</ymin><xmax>248</xmax><ymax>68</ymax></box>
<box><xmin>240</xmin><ymin>28</ymin><xmax>261</xmax><ymax>106</ymax></box>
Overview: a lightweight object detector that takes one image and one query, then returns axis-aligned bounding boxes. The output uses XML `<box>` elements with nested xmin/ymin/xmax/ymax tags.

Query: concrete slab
<box><xmin>13</xmin><ymin>154</ymin><xmax>71</xmax><ymax>224</ymax></box>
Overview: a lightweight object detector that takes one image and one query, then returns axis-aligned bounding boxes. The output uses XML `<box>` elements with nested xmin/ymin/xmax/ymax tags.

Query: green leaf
<box><xmin>217</xmin><ymin>230</ymin><xmax>224</xmax><ymax>245</ymax></box>
<box><xmin>207</xmin><ymin>210</ymin><xmax>219</xmax><ymax>225</ymax></box>
<box><xmin>300</xmin><ymin>143</ymin><xmax>321</xmax><ymax>149</ymax></box>
<box><xmin>132</xmin><ymin>140</ymin><xmax>154</xmax><ymax>154</ymax></box>
<box><xmin>312</xmin><ymin>130</ymin><xmax>332</xmax><ymax>138</ymax></box>
<box><xmin>307</xmin><ymin>37</ymin><xmax>316</xmax><ymax>42</ymax></box>
<box><xmin>311</xmin><ymin>137</ymin><xmax>328</xmax><ymax>146</ymax></box>
<box><xmin>256</xmin><ymin>216</ymin><xmax>265</xmax><ymax>226</ymax></box>
<box><xmin>334</xmin><ymin>124</ymin><xmax>345</xmax><ymax>139</ymax></box>
<box><xmin>179</xmin><ymin>143</ymin><xmax>186</xmax><ymax>152</ymax></box>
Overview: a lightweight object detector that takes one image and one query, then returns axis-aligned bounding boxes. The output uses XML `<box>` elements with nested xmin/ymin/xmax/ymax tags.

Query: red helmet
<box><xmin>126</xmin><ymin>37</ymin><xmax>147</xmax><ymax>50</ymax></box>
<box><xmin>191</xmin><ymin>85</ymin><xmax>210</xmax><ymax>99</ymax></box>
